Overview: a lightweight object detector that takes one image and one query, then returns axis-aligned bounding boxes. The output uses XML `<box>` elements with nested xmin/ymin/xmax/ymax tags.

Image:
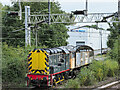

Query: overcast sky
<box><xmin>59</xmin><ymin>2</ymin><xmax>117</xmax><ymax>13</ymax></box>
<box><xmin>0</xmin><ymin>0</ymin><xmax>118</xmax><ymax>13</ymax></box>
<box><xmin>1</xmin><ymin>0</ymin><xmax>118</xmax><ymax>13</ymax></box>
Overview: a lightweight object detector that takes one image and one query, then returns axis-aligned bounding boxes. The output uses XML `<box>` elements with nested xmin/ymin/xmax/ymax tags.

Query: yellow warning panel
<box><xmin>38</xmin><ymin>50</ymin><xmax>47</xmax><ymax>70</ymax></box>
<box><xmin>28</xmin><ymin>49</ymin><xmax>49</xmax><ymax>74</ymax></box>
<box><xmin>38</xmin><ymin>52</ymin><xmax>44</xmax><ymax>70</ymax></box>
<box><xmin>32</xmin><ymin>52</ymin><xmax>38</xmax><ymax>69</ymax></box>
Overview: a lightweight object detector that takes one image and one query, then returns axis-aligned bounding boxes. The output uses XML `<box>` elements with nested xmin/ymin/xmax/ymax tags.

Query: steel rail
<box><xmin>93</xmin><ymin>80</ymin><xmax>120</xmax><ymax>90</ymax></box>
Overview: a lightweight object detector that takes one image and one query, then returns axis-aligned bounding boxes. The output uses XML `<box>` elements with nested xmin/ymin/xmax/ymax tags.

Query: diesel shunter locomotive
<box><xmin>26</xmin><ymin>45</ymin><xmax>94</xmax><ymax>87</ymax></box>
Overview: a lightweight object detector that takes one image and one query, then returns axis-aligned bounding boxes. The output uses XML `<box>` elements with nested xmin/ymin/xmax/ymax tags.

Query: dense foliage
<box><xmin>2</xmin><ymin>43</ymin><xmax>27</xmax><ymax>87</ymax></box>
<box><xmin>107</xmin><ymin>20</ymin><xmax>120</xmax><ymax>68</ymax></box>
<box><xmin>38</xmin><ymin>24</ymin><xmax>69</xmax><ymax>47</ymax></box>
<box><xmin>65</xmin><ymin>59</ymin><xmax>119</xmax><ymax>88</ymax></box>
<box><xmin>107</xmin><ymin>22</ymin><xmax>120</xmax><ymax>49</ymax></box>
<box><xmin>2</xmin><ymin>2</ymin><xmax>69</xmax><ymax>48</ymax></box>
<box><xmin>108</xmin><ymin>39</ymin><xmax>120</xmax><ymax>62</ymax></box>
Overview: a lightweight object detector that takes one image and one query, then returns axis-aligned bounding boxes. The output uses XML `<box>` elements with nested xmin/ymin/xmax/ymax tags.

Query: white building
<box><xmin>67</xmin><ymin>27</ymin><xmax>110</xmax><ymax>50</ymax></box>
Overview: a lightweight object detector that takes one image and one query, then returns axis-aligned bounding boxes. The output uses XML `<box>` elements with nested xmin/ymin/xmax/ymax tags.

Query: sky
<box><xmin>58</xmin><ymin>1</ymin><xmax>118</xmax><ymax>13</ymax></box>
<box><xmin>1</xmin><ymin>0</ymin><xmax>118</xmax><ymax>13</ymax></box>
<box><xmin>0</xmin><ymin>0</ymin><xmax>118</xmax><ymax>29</ymax></box>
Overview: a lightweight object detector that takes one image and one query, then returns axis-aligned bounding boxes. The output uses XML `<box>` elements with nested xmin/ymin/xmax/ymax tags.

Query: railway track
<box><xmin>3</xmin><ymin>79</ymin><xmax>120</xmax><ymax>89</ymax></box>
<box><xmin>93</xmin><ymin>80</ymin><xmax>120</xmax><ymax>90</ymax></box>
<box><xmin>2</xmin><ymin>86</ymin><xmax>50</xmax><ymax>90</ymax></box>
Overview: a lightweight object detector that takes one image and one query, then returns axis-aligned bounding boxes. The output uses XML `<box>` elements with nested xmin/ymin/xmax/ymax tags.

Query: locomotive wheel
<box><xmin>57</xmin><ymin>74</ymin><xmax>61</xmax><ymax>84</ymax></box>
<box><xmin>64</xmin><ymin>73</ymin><xmax>69</xmax><ymax>80</ymax></box>
<box><xmin>53</xmin><ymin>75</ymin><xmax>59</xmax><ymax>86</ymax></box>
<box><xmin>73</xmin><ymin>71</ymin><xmax>77</xmax><ymax>79</ymax></box>
<box><xmin>53</xmin><ymin>78</ymin><xmax>57</xmax><ymax>86</ymax></box>
<box><xmin>76</xmin><ymin>70</ymin><xmax>79</xmax><ymax>75</ymax></box>
<box><xmin>70</xmin><ymin>71</ymin><xmax>74</xmax><ymax>78</ymax></box>
<box><xmin>58</xmin><ymin>74</ymin><xmax>62</xmax><ymax>85</ymax></box>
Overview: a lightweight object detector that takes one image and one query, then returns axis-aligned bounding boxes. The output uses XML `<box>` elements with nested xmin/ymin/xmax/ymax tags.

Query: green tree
<box><xmin>0</xmin><ymin>3</ymin><xmax>3</xmax><ymax>17</ymax></box>
<box><xmin>37</xmin><ymin>23</ymin><xmax>69</xmax><ymax>48</ymax></box>
<box><xmin>2</xmin><ymin>1</ymin><xmax>69</xmax><ymax>48</ymax></box>
<box><xmin>2</xmin><ymin>4</ymin><xmax>25</xmax><ymax>47</ymax></box>
<box><xmin>107</xmin><ymin>19</ymin><xmax>120</xmax><ymax>71</ymax></box>
<box><xmin>2</xmin><ymin>42</ymin><xmax>27</xmax><ymax>87</ymax></box>
<box><xmin>107</xmin><ymin>22</ymin><xmax>120</xmax><ymax>49</ymax></box>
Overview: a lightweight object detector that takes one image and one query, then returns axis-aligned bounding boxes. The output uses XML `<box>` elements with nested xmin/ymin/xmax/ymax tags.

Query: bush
<box><xmin>89</xmin><ymin>59</ymin><xmax>119</xmax><ymax>82</ymax></box>
<box><xmin>76</xmin><ymin>60</ymin><xmax>119</xmax><ymax>86</ymax></box>
<box><xmin>104</xmin><ymin>60</ymin><xmax>119</xmax><ymax>77</ymax></box>
<box><xmin>2</xmin><ymin>43</ymin><xmax>28</xmax><ymax>87</ymax></box>
<box><xmin>108</xmin><ymin>39</ymin><xmax>120</xmax><ymax>70</ymax></box>
<box><xmin>89</xmin><ymin>61</ymin><xmax>105</xmax><ymax>81</ymax></box>
<box><xmin>77</xmin><ymin>67</ymin><xmax>96</xmax><ymax>86</ymax></box>
<box><xmin>65</xmin><ymin>78</ymin><xmax>80</xmax><ymax>88</ymax></box>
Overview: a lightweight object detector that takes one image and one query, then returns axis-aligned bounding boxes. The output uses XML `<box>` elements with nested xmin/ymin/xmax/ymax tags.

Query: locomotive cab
<box><xmin>27</xmin><ymin>49</ymin><xmax>50</xmax><ymax>87</ymax></box>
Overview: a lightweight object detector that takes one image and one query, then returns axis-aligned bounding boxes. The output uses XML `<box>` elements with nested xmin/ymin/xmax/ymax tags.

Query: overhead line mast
<box><xmin>86</xmin><ymin>0</ymin><xmax>88</xmax><ymax>16</ymax></box>
<box><xmin>48</xmin><ymin>0</ymin><xmax>51</xmax><ymax>25</ymax></box>
<box><xmin>19</xmin><ymin>0</ymin><xmax>22</xmax><ymax>20</ymax></box>
<box><xmin>118</xmin><ymin>0</ymin><xmax>120</xmax><ymax>71</ymax></box>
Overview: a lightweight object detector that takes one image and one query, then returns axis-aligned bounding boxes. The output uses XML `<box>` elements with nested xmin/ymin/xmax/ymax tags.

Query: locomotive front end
<box><xmin>26</xmin><ymin>49</ymin><xmax>50</xmax><ymax>87</ymax></box>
